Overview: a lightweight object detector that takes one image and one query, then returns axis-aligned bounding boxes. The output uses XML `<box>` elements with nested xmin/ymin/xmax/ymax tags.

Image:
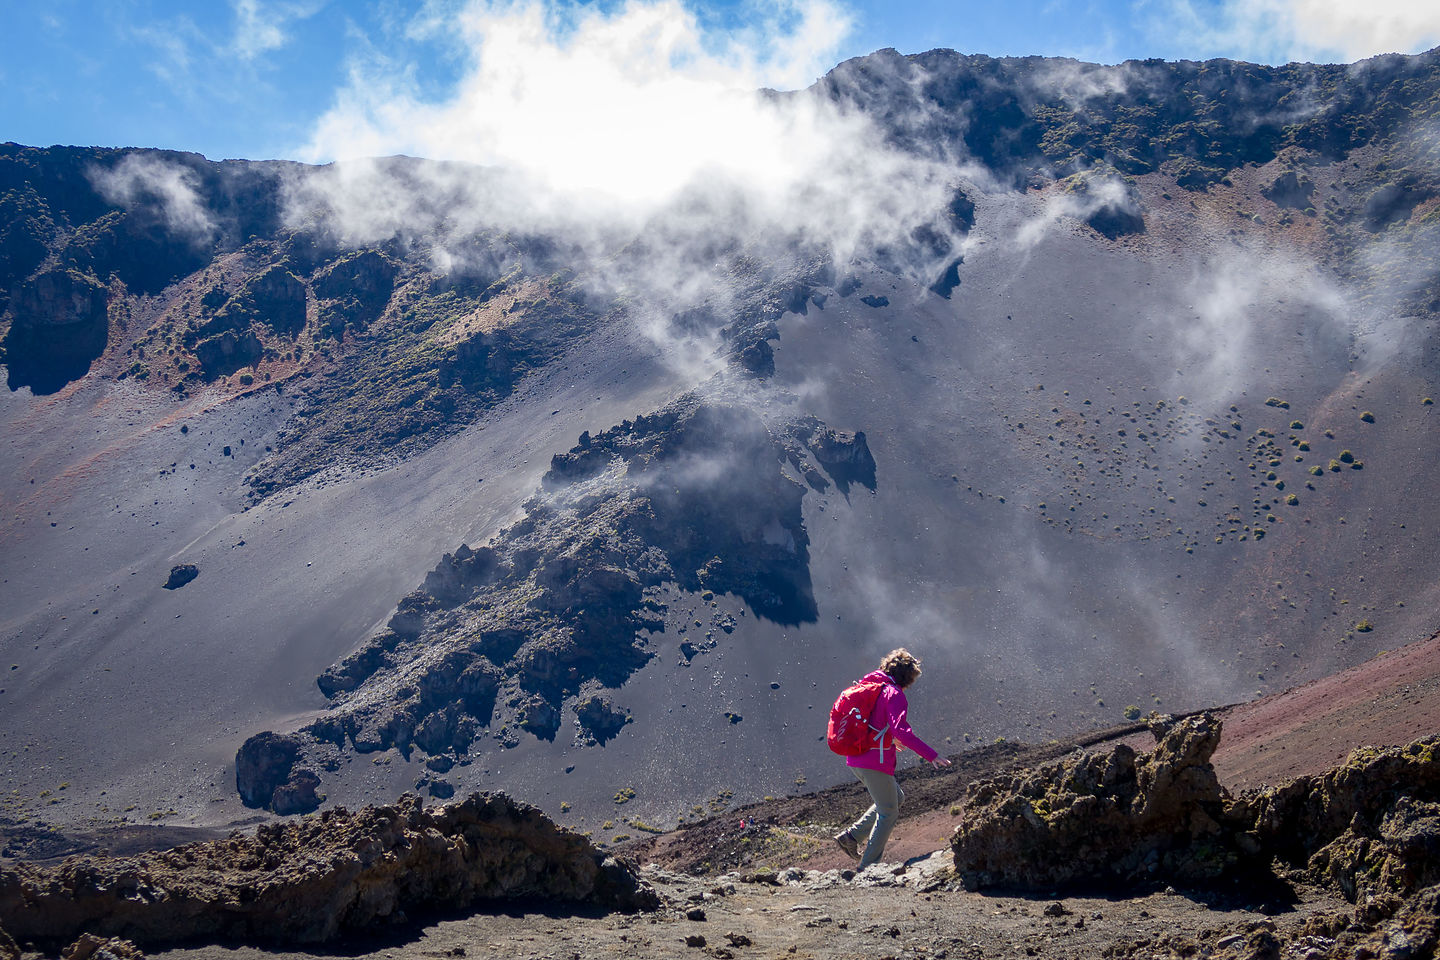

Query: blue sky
<box><xmin>3</xmin><ymin>0</ymin><xmax>1439</xmax><ymax>162</ymax></box>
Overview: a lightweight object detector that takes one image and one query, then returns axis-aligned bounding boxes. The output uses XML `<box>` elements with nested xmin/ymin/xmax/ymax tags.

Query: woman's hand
<box><xmin>930</xmin><ymin>757</ymin><xmax>952</xmax><ymax>768</ymax></box>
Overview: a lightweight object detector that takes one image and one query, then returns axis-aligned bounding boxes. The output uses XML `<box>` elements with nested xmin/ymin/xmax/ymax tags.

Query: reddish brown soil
<box><xmin>1208</xmin><ymin>630</ymin><xmax>1440</xmax><ymax>790</ymax></box>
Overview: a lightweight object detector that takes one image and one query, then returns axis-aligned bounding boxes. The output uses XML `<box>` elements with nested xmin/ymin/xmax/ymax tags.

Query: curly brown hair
<box><xmin>879</xmin><ymin>648</ymin><xmax>922</xmax><ymax>688</ymax></box>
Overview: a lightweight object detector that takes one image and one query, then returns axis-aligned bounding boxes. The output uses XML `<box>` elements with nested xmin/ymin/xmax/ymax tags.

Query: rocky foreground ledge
<box><xmin>0</xmin><ymin>793</ymin><xmax>656</xmax><ymax>953</ymax></box>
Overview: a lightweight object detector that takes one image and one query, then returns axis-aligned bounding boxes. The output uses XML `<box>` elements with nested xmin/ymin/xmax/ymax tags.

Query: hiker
<box><xmin>833</xmin><ymin>648</ymin><xmax>950</xmax><ymax>869</ymax></box>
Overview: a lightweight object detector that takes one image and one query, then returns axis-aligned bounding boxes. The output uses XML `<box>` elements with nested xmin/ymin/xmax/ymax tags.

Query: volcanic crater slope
<box><xmin>237</xmin><ymin>392</ymin><xmax>876</xmax><ymax>813</ymax></box>
<box><xmin>3</xmin><ymin>41</ymin><xmax>1440</xmax><ymax>848</ymax></box>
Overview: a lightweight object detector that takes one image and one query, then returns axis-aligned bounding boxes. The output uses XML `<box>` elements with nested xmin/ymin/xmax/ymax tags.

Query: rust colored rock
<box><xmin>0</xmin><ymin>793</ymin><xmax>656</xmax><ymax>948</ymax></box>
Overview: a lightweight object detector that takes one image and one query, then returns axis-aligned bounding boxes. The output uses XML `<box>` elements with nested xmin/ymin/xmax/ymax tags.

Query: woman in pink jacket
<box><xmin>834</xmin><ymin>648</ymin><xmax>951</xmax><ymax>869</ymax></box>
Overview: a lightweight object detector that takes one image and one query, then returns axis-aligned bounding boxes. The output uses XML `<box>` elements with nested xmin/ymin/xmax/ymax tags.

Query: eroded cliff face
<box><xmin>237</xmin><ymin>393</ymin><xmax>874</xmax><ymax>812</ymax></box>
<box><xmin>0</xmin><ymin>792</ymin><xmax>655</xmax><ymax>949</ymax></box>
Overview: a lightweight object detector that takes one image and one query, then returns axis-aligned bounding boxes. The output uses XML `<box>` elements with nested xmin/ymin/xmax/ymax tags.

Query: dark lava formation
<box><xmin>954</xmin><ymin>717</ymin><xmax>1440</xmax><ymax>905</ymax></box>
<box><xmin>0</xmin><ymin>793</ymin><xmax>655</xmax><ymax>949</ymax></box>
<box><xmin>237</xmin><ymin>393</ymin><xmax>874</xmax><ymax>812</ymax></box>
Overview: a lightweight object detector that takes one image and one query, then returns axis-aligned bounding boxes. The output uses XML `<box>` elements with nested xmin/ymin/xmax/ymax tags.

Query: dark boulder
<box><xmin>234</xmin><ymin>731</ymin><xmax>321</xmax><ymax>814</ymax></box>
<box><xmin>162</xmin><ymin>564</ymin><xmax>199</xmax><ymax>590</ymax></box>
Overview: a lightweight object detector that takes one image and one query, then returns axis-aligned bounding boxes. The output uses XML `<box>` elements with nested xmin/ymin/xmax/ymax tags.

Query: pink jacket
<box><xmin>845</xmin><ymin>670</ymin><xmax>939</xmax><ymax>775</ymax></box>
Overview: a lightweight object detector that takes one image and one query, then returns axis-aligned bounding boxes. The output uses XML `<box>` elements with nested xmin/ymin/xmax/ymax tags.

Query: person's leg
<box><xmin>835</xmin><ymin>768</ymin><xmax>875</xmax><ymax>858</ymax></box>
<box><xmin>852</xmin><ymin>768</ymin><xmax>901</xmax><ymax>868</ymax></box>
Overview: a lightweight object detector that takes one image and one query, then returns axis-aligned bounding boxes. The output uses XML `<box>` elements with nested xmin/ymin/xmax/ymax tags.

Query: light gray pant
<box><xmin>848</xmin><ymin>767</ymin><xmax>904</xmax><ymax>869</ymax></box>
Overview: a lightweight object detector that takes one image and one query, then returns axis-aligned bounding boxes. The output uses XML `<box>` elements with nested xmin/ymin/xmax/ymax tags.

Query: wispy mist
<box><xmin>284</xmin><ymin>0</ymin><xmax>969</xmax><ymax>318</ymax></box>
<box><xmin>90</xmin><ymin>154</ymin><xmax>218</xmax><ymax>243</ymax></box>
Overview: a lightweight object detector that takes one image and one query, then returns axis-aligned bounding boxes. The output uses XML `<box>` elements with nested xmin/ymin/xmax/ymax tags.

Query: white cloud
<box><xmin>233</xmin><ymin>0</ymin><xmax>326</xmax><ymax>60</ymax></box>
<box><xmin>1151</xmin><ymin>0</ymin><xmax>1440</xmax><ymax>63</ymax></box>
<box><xmin>290</xmin><ymin>0</ymin><xmax>971</xmax><ymax>277</ymax></box>
<box><xmin>90</xmin><ymin>155</ymin><xmax>217</xmax><ymax>243</ymax></box>
<box><xmin>303</xmin><ymin>1</ymin><xmax>854</xmax><ymax>204</ymax></box>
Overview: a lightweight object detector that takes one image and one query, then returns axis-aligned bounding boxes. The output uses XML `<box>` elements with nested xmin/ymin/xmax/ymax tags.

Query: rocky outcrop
<box><xmin>313</xmin><ymin>250</ymin><xmax>398</xmax><ymax>335</ymax></box>
<box><xmin>217</xmin><ymin>264</ymin><xmax>308</xmax><ymax>337</ymax></box>
<box><xmin>237</xmin><ymin>395</ymin><xmax>867</xmax><ymax>801</ymax></box>
<box><xmin>951</xmin><ymin>714</ymin><xmax>1238</xmax><ymax>890</ymax></box>
<box><xmin>0</xmin><ymin>793</ymin><xmax>656</xmax><ymax>948</ymax></box>
<box><xmin>1339</xmin><ymin>883</ymin><xmax>1440</xmax><ymax>959</ymax></box>
<box><xmin>797</xmin><ymin>420</ymin><xmax>877</xmax><ymax>494</ymax></box>
<box><xmin>3</xmin><ymin>268</ymin><xmax>109</xmax><ymax>394</ymax></box>
<box><xmin>953</xmin><ymin>721</ymin><xmax>1440</xmax><ymax>902</ymax></box>
<box><xmin>575</xmin><ymin>694</ymin><xmax>631</xmax><ymax>745</ymax></box>
<box><xmin>193</xmin><ymin>328</ymin><xmax>262</xmax><ymax>378</ymax></box>
<box><xmin>1263</xmin><ymin>170</ymin><xmax>1315</xmax><ymax>210</ymax></box>
<box><xmin>235</xmin><ymin>732</ymin><xmax>322</xmax><ymax>815</ymax></box>
<box><xmin>1232</xmin><ymin>735</ymin><xmax>1440</xmax><ymax>903</ymax></box>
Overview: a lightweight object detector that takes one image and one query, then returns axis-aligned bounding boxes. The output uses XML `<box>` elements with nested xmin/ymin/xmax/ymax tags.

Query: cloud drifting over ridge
<box><xmin>289</xmin><ymin>0</ymin><xmax>972</xmax><ymax>295</ymax></box>
<box><xmin>301</xmin><ymin>1</ymin><xmax>871</xmax><ymax>212</ymax></box>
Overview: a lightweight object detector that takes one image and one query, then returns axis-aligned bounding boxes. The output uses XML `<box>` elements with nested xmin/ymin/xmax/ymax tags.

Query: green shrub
<box><xmin>1285</xmin><ymin>494</ymin><xmax>1299</xmax><ymax>505</ymax></box>
<box><xmin>1290</xmin><ymin>420</ymin><xmax>1304</xmax><ymax>430</ymax></box>
<box><xmin>1360</xmin><ymin>411</ymin><xmax>1375</xmax><ymax>423</ymax></box>
<box><xmin>1123</xmin><ymin>705</ymin><xmax>1142</xmax><ymax>720</ymax></box>
<box><xmin>1339</xmin><ymin>450</ymin><xmax>1355</xmax><ymax>463</ymax></box>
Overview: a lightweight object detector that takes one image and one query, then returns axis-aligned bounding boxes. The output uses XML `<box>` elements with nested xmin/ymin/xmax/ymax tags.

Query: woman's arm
<box><xmin>883</xmin><ymin>688</ymin><xmax>939</xmax><ymax>762</ymax></box>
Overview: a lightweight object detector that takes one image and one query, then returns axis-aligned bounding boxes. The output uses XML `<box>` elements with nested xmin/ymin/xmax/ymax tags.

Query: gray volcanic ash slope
<box><xmin>2</xmin><ymin>47</ymin><xmax>1440</xmax><ymax>837</ymax></box>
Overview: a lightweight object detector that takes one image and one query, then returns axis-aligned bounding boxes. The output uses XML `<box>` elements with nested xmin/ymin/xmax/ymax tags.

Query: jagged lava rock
<box><xmin>235</xmin><ymin>731</ymin><xmax>321</xmax><ymax>814</ymax></box>
<box><xmin>951</xmin><ymin>714</ymin><xmax>1239</xmax><ymax>889</ymax></box>
<box><xmin>1232</xmin><ymin>734</ymin><xmax>1440</xmax><ymax>902</ymax></box>
<box><xmin>0</xmin><ymin>793</ymin><xmax>656</xmax><ymax>947</ymax></box>
<box><xmin>62</xmin><ymin>935</ymin><xmax>145</xmax><ymax>960</ymax></box>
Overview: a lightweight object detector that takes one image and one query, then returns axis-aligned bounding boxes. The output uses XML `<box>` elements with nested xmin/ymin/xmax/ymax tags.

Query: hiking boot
<box><xmin>834</xmin><ymin>831</ymin><xmax>860</xmax><ymax>860</ymax></box>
